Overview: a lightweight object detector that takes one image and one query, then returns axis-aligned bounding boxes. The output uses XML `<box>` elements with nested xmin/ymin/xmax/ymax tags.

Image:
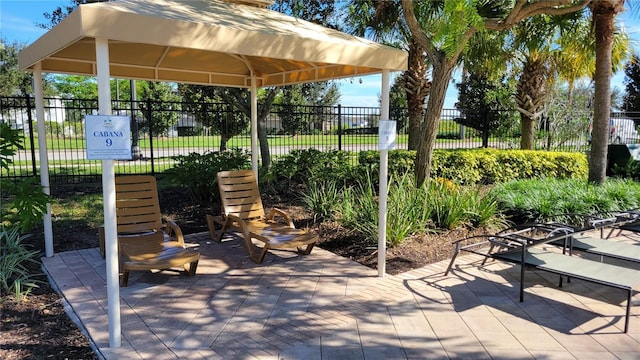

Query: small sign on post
<box><xmin>378</xmin><ymin>120</ymin><xmax>396</xmax><ymax>150</ymax></box>
<box><xmin>85</xmin><ymin>115</ymin><xmax>132</xmax><ymax>160</ymax></box>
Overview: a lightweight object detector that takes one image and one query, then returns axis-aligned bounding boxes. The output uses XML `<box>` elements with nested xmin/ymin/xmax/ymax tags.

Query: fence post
<box><xmin>130</xmin><ymin>82</ymin><xmax>141</xmax><ymax>160</ymax></box>
<box><xmin>25</xmin><ymin>95</ymin><xmax>38</xmax><ymax>177</ymax></box>
<box><xmin>146</xmin><ymin>99</ymin><xmax>155</xmax><ymax>175</ymax></box>
<box><xmin>338</xmin><ymin>104</ymin><xmax>342</xmax><ymax>151</ymax></box>
<box><xmin>482</xmin><ymin>109</ymin><xmax>489</xmax><ymax>148</ymax></box>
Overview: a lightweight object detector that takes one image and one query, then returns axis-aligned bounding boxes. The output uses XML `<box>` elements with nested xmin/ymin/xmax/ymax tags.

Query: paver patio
<box><xmin>42</xmin><ymin>231</ymin><xmax>640</xmax><ymax>359</ymax></box>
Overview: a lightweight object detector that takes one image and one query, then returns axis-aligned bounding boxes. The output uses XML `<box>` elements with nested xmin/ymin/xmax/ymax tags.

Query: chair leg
<box><xmin>297</xmin><ymin>244</ymin><xmax>315</xmax><ymax>255</ymax></box>
<box><xmin>480</xmin><ymin>243</ymin><xmax>496</xmax><ymax>265</ymax></box>
<box><xmin>247</xmin><ymin>245</ymin><xmax>269</xmax><ymax>264</ymax></box>
<box><xmin>186</xmin><ymin>260</ymin><xmax>198</xmax><ymax>276</ymax></box>
<box><xmin>206</xmin><ymin>215</ymin><xmax>225</xmax><ymax>243</ymax></box>
<box><xmin>444</xmin><ymin>245</ymin><xmax>461</xmax><ymax>276</ymax></box>
<box><xmin>257</xmin><ymin>247</ymin><xmax>269</xmax><ymax>263</ymax></box>
<box><xmin>217</xmin><ymin>223</ymin><xmax>228</xmax><ymax>242</ymax></box>
<box><xmin>120</xmin><ymin>271</ymin><xmax>129</xmax><ymax>287</ymax></box>
<box><xmin>625</xmin><ymin>290</ymin><xmax>631</xmax><ymax>333</ymax></box>
<box><xmin>207</xmin><ymin>214</ymin><xmax>226</xmax><ymax>242</ymax></box>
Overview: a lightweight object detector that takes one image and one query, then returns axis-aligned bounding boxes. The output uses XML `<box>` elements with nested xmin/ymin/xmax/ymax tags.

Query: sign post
<box><xmin>377</xmin><ymin>120</ymin><xmax>396</xmax><ymax>277</ymax></box>
<box><xmin>84</xmin><ymin>114</ymin><xmax>131</xmax><ymax>348</ymax></box>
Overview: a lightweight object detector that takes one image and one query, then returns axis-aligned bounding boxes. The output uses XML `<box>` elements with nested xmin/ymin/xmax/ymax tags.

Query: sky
<box><xmin>1</xmin><ymin>0</ymin><xmax>639</xmax><ymax>108</ymax></box>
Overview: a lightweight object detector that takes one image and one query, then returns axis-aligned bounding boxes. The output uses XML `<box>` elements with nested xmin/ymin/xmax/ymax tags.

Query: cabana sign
<box><xmin>378</xmin><ymin>120</ymin><xmax>396</xmax><ymax>150</ymax></box>
<box><xmin>85</xmin><ymin>115</ymin><xmax>132</xmax><ymax>160</ymax></box>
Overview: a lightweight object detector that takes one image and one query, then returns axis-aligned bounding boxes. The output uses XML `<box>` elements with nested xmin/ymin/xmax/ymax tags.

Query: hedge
<box><xmin>358</xmin><ymin>148</ymin><xmax>588</xmax><ymax>185</ymax></box>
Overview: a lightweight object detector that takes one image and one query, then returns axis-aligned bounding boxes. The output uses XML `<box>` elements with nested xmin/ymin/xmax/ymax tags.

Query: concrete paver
<box><xmin>42</xmin><ymin>231</ymin><xmax>640</xmax><ymax>359</ymax></box>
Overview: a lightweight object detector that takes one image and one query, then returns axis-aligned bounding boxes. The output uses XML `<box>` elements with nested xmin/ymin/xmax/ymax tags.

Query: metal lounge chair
<box><xmin>514</xmin><ymin>213</ymin><xmax>640</xmax><ymax>264</ymax></box>
<box><xmin>207</xmin><ymin>169</ymin><xmax>317</xmax><ymax>264</ymax></box>
<box><xmin>552</xmin><ymin>233</ymin><xmax>640</xmax><ymax>264</ymax></box>
<box><xmin>99</xmin><ymin>175</ymin><xmax>200</xmax><ymax>286</ymax></box>
<box><xmin>604</xmin><ymin>209</ymin><xmax>640</xmax><ymax>239</ymax></box>
<box><xmin>445</xmin><ymin>225</ymin><xmax>639</xmax><ymax>332</ymax></box>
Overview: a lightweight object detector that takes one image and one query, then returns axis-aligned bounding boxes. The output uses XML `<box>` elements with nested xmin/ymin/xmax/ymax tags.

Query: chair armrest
<box><xmin>589</xmin><ymin>217</ymin><xmax>618</xmax><ymax>228</ymax></box>
<box><xmin>164</xmin><ymin>220</ymin><xmax>185</xmax><ymax>247</ymax></box>
<box><xmin>225</xmin><ymin>214</ymin><xmax>253</xmax><ymax>240</ymax></box>
<box><xmin>266</xmin><ymin>208</ymin><xmax>295</xmax><ymax>228</ymax></box>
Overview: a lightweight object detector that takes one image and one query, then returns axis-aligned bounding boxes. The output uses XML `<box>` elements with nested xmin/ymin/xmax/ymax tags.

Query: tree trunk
<box><xmin>219</xmin><ymin>133</ymin><xmax>229</xmax><ymax>151</ymax></box>
<box><xmin>516</xmin><ymin>58</ymin><xmax>547</xmax><ymax>150</ymax></box>
<box><xmin>588</xmin><ymin>0</ymin><xmax>622</xmax><ymax>184</ymax></box>
<box><xmin>520</xmin><ymin>114</ymin><xmax>536</xmax><ymax>149</ymax></box>
<box><xmin>257</xmin><ymin>116</ymin><xmax>270</xmax><ymax>169</ymax></box>
<box><xmin>406</xmin><ymin>41</ymin><xmax>430</xmax><ymax>151</ymax></box>
<box><xmin>415</xmin><ymin>56</ymin><xmax>455</xmax><ymax>186</ymax></box>
<box><xmin>225</xmin><ymin>88</ymin><xmax>278</xmax><ymax>170</ymax></box>
<box><xmin>257</xmin><ymin>89</ymin><xmax>278</xmax><ymax>169</ymax></box>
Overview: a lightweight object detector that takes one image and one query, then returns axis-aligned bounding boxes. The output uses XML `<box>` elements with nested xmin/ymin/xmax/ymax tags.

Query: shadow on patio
<box><xmin>43</xmin><ymin>231</ymin><xmax>640</xmax><ymax>359</ymax></box>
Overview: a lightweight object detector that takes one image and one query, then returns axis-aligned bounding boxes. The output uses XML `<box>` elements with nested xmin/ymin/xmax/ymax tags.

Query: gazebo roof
<box><xmin>19</xmin><ymin>0</ymin><xmax>407</xmax><ymax>87</ymax></box>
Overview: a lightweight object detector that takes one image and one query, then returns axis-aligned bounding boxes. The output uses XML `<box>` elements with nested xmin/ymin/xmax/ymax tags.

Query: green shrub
<box><xmin>0</xmin><ymin>123</ymin><xmax>47</xmax><ymax>300</ymax></box>
<box><xmin>164</xmin><ymin>148</ymin><xmax>250</xmax><ymax>205</ymax></box>
<box><xmin>357</xmin><ymin>150</ymin><xmax>416</xmax><ymax>184</ymax></box>
<box><xmin>385</xmin><ymin>174</ymin><xmax>433</xmax><ymax>245</ymax></box>
<box><xmin>337</xmin><ymin>173</ymin><xmax>434</xmax><ymax>246</ymax></box>
<box><xmin>300</xmin><ymin>180</ymin><xmax>342</xmax><ymax>222</ymax></box>
<box><xmin>432</xmin><ymin>149</ymin><xmax>587</xmax><ymax>184</ymax></box>
<box><xmin>269</xmin><ymin>148</ymin><xmax>355</xmax><ymax>190</ymax></box>
<box><xmin>0</xmin><ymin>226</ymin><xmax>40</xmax><ymax>299</ymax></box>
<box><xmin>433</xmin><ymin>150</ymin><xmax>483</xmax><ymax>184</ymax></box>
<box><xmin>1</xmin><ymin>123</ymin><xmax>51</xmax><ymax>233</ymax></box>
<box><xmin>610</xmin><ymin>159</ymin><xmax>640</xmax><ymax>181</ymax></box>
<box><xmin>1</xmin><ymin>122</ymin><xmax>24</xmax><ymax>170</ymax></box>
<box><xmin>328</xmin><ymin>173</ymin><xmax>502</xmax><ymax>246</ymax></box>
<box><xmin>358</xmin><ymin>148</ymin><xmax>586</xmax><ymax>185</ymax></box>
<box><xmin>489</xmin><ymin>178</ymin><xmax>640</xmax><ymax>223</ymax></box>
<box><xmin>1</xmin><ymin>178</ymin><xmax>51</xmax><ymax>233</ymax></box>
<box><xmin>424</xmin><ymin>178</ymin><xmax>504</xmax><ymax>230</ymax></box>
<box><xmin>338</xmin><ymin>178</ymin><xmax>380</xmax><ymax>245</ymax></box>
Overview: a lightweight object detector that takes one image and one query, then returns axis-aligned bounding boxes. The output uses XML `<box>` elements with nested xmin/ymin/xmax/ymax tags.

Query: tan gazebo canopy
<box><xmin>19</xmin><ymin>0</ymin><xmax>407</xmax><ymax>87</ymax></box>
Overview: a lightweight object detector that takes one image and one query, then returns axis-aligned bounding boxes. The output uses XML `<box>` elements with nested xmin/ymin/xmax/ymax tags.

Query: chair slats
<box><xmin>118</xmin><ymin>214</ymin><xmax>160</xmax><ymax>227</ymax></box>
<box><xmin>116</xmin><ymin>197</ymin><xmax>157</xmax><ymax>207</ymax></box>
<box><xmin>116</xmin><ymin>190</ymin><xmax>155</xmax><ymax>200</ymax></box>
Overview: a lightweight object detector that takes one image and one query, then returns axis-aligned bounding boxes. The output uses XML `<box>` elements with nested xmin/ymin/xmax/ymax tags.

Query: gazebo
<box><xmin>19</xmin><ymin>0</ymin><xmax>407</xmax><ymax>347</ymax></box>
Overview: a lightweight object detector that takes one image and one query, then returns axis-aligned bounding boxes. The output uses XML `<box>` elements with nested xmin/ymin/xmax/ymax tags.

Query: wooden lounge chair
<box><xmin>206</xmin><ymin>169</ymin><xmax>317</xmax><ymax>264</ymax></box>
<box><xmin>99</xmin><ymin>175</ymin><xmax>200</xmax><ymax>286</ymax></box>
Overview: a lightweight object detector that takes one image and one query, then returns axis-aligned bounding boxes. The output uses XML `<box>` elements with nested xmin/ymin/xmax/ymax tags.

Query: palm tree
<box><xmin>347</xmin><ymin>0</ymin><xmax>430</xmax><ymax>151</ymax></box>
<box><xmin>510</xmin><ymin>14</ymin><xmax>594</xmax><ymax>150</ymax></box>
<box><xmin>515</xmin><ymin>12</ymin><xmax>629</xmax><ymax>150</ymax></box>
<box><xmin>401</xmin><ymin>0</ymin><xmax>591</xmax><ymax>186</ymax></box>
<box><xmin>512</xmin><ymin>16</ymin><xmax>559</xmax><ymax>150</ymax></box>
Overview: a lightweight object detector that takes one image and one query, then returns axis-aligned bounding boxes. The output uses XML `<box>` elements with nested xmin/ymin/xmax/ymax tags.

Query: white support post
<box><xmin>33</xmin><ymin>63</ymin><xmax>54</xmax><ymax>257</ymax></box>
<box><xmin>378</xmin><ymin>70</ymin><xmax>391</xmax><ymax>277</ymax></box>
<box><xmin>96</xmin><ymin>37</ymin><xmax>121</xmax><ymax>348</ymax></box>
<box><xmin>250</xmin><ymin>77</ymin><xmax>259</xmax><ymax>179</ymax></box>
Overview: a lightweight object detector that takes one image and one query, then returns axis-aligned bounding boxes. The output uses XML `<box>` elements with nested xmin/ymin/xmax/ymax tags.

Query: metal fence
<box><xmin>2</xmin><ymin>95</ymin><xmax>635</xmax><ymax>184</ymax></box>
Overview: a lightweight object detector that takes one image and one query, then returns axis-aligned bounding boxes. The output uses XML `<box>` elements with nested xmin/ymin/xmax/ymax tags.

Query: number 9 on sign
<box><xmin>106</xmin><ymin>138</ymin><xmax>113</xmax><ymax>146</ymax></box>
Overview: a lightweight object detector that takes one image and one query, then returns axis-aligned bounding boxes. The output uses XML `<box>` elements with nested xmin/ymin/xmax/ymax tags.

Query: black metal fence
<box><xmin>2</xmin><ymin>95</ymin><xmax>635</xmax><ymax>184</ymax></box>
